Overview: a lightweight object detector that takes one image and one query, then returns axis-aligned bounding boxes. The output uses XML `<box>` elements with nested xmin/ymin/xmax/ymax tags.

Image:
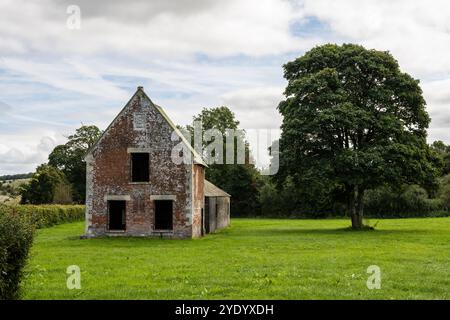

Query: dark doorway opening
<box><xmin>204</xmin><ymin>199</ymin><xmax>210</xmax><ymax>234</ymax></box>
<box><xmin>131</xmin><ymin>153</ymin><xmax>149</xmax><ymax>182</ymax></box>
<box><xmin>201</xmin><ymin>208</ymin><xmax>205</xmax><ymax>236</ymax></box>
<box><xmin>108</xmin><ymin>200</ymin><xmax>126</xmax><ymax>231</ymax></box>
<box><xmin>154</xmin><ymin>200</ymin><xmax>173</xmax><ymax>230</ymax></box>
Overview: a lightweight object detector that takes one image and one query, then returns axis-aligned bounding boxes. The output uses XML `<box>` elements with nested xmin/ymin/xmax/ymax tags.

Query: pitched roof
<box><xmin>204</xmin><ymin>179</ymin><xmax>231</xmax><ymax>197</ymax></box>
<box><xmin>85</xmin><ymin>87</ymin><xmax>207</xmax><ymax>167</ymax></box>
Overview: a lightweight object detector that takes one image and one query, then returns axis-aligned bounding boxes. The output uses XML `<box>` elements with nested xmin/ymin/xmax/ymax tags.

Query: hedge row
<box><xmin>0</xmin><ymin>210</ymin><xmax>33</xmax><ymax>299</ymax></box>
<box><xmin>0</xmin><ymin>204</ymin><xmax>85</xmax><ymax>300</ymax></box>
<box><xmin>0</xmin><ymin>204</ymin><xmax>85</xmax><ymax>229</ymax></box>
<box><xmin>363</xmin><ymin>185</ymin><xmax>448</xmax><ymax>218</ymax></box>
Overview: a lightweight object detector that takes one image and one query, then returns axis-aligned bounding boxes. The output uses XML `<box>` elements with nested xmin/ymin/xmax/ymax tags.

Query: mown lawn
<box><xmin>22</xmin><ymin>218</ymin><xmax>450</xmax><ymax>299</ymax></box>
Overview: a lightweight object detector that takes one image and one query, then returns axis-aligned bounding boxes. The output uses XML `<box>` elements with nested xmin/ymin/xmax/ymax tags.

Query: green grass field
<box><xmin>22</xmin><ymin>218</ymin><xmax>450</xmax><ymax>300</ymax></box>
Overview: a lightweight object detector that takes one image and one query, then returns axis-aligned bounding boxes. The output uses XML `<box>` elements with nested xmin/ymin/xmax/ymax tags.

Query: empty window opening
<box><xmin>108</xmin><ymin>200</ymin><xmax>126</xmax><ymax>231</ymax></box>
<box><xmin>154</xmin><ymin>200</ymin><xmax>173</xmax><ymax>230</ymax></box>
<box><xmin>131</xmin><ymin>153</ymin><xmax>149</xmax><ymax>182</ymax></box>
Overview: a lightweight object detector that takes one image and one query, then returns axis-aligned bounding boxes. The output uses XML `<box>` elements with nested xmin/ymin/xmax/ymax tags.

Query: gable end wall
<box><xmin>85</xmin><ymin>90</ymin><xmax>195</xmax><ymax>238</ymax></box>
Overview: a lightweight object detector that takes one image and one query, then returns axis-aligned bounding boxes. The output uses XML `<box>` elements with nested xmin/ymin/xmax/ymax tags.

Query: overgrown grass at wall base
<box><xmin>0</xmin><ymin>211</ymin><xmax>34</xmax><ymax>299</ymax></box>
<box><xmin>0</xmin><ymin>204</ymin><xmax>85</xmax><ymax>229</ymax></box>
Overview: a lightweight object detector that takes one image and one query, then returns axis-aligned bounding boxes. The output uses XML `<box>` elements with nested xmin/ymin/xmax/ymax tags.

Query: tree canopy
<box><xmin>20</xmin><ymin>164</ymin><xmax>69</xmax><ymax>204</ymax></box>
<box><xmin>185</xmin><ymin>106</ymin><xmax>261</xmax><ymax>216</ymax></box>
<box><xmin>48</xmin><ymin>125</ymin><xmax>102</xmax><ymax>203</ymax></box>
<box><xmin>277</xmin><ymin>44</ymin><xmax>441</xmax><ymax>228</ymax></box>
<box><xmin>431</xmin><ymin>140</ymin><xmax>450</xmax><ymax>176</ymax></box>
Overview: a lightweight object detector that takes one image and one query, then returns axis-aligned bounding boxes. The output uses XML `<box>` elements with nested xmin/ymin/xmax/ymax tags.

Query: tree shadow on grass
<box><xmin>65</xmin><ymin>228</ymin><xmax>429</xmax><ymax>243</ymax></box>
<box><xmin>249</xmin><ymin>228</ymin><xmax>429</xmax><ymax>237</ymax></box>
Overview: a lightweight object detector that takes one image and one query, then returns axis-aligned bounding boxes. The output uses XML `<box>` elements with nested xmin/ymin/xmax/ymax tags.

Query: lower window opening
<box><xmin>154</xmin><ymin>200</ymin><xmax>173</xmax><ymax>230</ymax></box>
<box><xmin>108</xmin><ymin>200</ymin><xmax>126</xmax><ymax>231</ymax></box>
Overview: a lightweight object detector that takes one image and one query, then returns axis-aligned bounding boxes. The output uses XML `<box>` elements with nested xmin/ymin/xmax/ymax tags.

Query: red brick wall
<box><xmin>86</xmin><ymin>90</ymin><xmax>195</xmax><ymax>238</ymax></box>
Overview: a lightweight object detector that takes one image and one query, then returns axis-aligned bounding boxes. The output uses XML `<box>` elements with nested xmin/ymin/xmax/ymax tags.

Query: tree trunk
<box><xmin>350</xmin><ymin>186</ymin><xmax>364</xmax><ymax>229</ymax></box>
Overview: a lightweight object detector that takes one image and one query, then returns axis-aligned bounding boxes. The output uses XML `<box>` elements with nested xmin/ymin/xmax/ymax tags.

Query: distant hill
<box><xmin>0</xmin><ymin>173</ymin><xmax>33</xmax><ymax>181</ymax></box>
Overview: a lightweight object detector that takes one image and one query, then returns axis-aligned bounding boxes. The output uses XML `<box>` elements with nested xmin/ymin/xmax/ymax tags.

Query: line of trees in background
<box><xmin>11</xmin><ymin>108</ymin><xmax>450</xmax><ymax>220</ymax></box>
<box><xmin>186</xmin><ymin>106</ymin><xmax>450</xmax><ymax>221</ymax></box>
<box><xmin>0</xmin><ymin>173</ymin><xmax>33</xmax><ymax>181</ymax></box>
<box><xmin>182</xmin><ymin>107</ymin><xmax>261</xmax><ymax>217</ymax></box>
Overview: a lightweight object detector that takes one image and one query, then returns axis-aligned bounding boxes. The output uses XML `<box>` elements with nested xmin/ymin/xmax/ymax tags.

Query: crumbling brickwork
<box><xmin>85</xmin><ymin>87</ymin><xmax>205</xmax><ymax>238</ymax></box>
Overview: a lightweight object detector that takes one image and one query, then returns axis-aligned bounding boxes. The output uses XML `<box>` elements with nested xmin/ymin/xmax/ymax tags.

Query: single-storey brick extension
<box><xmin>84</xmin><ymin>86</ymin><xmax>230</xmax><ymax>238</ymax></box>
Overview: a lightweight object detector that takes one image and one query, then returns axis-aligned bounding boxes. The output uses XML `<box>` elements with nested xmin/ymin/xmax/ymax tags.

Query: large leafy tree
<box><xmin>278</xmin><ymin>44</ymin><xmax>441</xmax><ymax>229</ymax></box>
<box><xmin>48</xmin><ymin>125</ymin><xmax>102</xmax><ymax>203</ymax></box>
<box><xmin>185</xmin><ymin>107</ymin><xmax>261</xmax><ymax>216</ymax></box>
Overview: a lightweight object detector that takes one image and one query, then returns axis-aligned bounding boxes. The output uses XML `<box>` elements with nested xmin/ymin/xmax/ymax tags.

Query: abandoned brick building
<box><xmin>84</xmin><ymin>86</ymin><xmax>230</xmax><ymax>238</ymax></box>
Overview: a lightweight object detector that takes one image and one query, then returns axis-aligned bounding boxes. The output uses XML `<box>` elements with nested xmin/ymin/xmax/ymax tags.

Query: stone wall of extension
<box><xmin>216</xmin><ymin>197</ymin><xmax>230</xmax><ymax>230</ymax></box>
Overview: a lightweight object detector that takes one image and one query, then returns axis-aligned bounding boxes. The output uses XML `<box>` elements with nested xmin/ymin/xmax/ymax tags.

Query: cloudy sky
<box><xmin>1</xmin><ymin>0</ymin><xmax>450</xmax><ymax>174</ymax></box>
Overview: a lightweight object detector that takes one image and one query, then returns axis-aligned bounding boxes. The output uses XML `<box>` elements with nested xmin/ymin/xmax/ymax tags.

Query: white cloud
<box><xmin>0</xmin><ymin>58</ymin><xmax>129</xmax><ymax>101</ymax></box>
<box><xmin>301</xmin><ymin>0</ymin><xmax>450</xmax><ymax>142</ymax></box>
<box><xmin>302</xmin><ymin>0</ymin><xmax>450</xmax><ymax>78</ymax></box>
<box><xmin>422</xmin><ymin>79</ymin><xmax>450</xmax><ymax>133</ymax></box>
<box><xmin>0</xmin><ymin>101</ymin><xmax>12</xmax><ymax>114</ymax></box>
<box><xmin>0</xmin><ymin>135</ymin><xmax>60</xmax><ymax>174</ymax></box>
<box><xmin>0</xmin><ymin>0</ymin><xmax>306</xmax><ymax>57</ymax></box>
<box><xmin>1</xmin><ymin>0</ymin><xmax>450</xmax><ymax>174</ymax></box>
<box><xmin>221</xmin><ymin>87</ymin><xmax>284</xmax><ymax>129</ymax></box>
